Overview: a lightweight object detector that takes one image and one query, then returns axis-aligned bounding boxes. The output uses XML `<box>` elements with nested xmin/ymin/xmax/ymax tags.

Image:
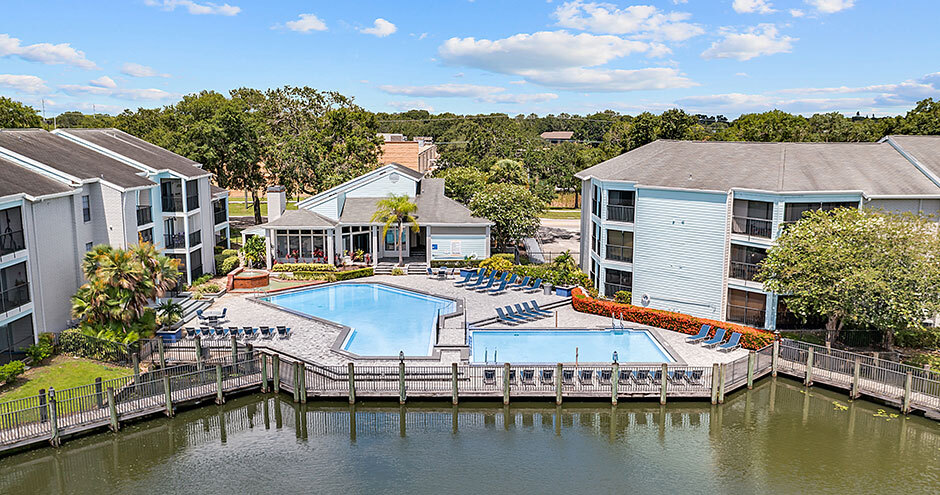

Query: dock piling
<box><xmin>348</xmin><ymin>363</ymin><xmax>356</xmax><ymax>404</ymax></box>
<box><xmin>215</xmin><ymin>364</ymin><xmax>224</xmax><ymax>404</ymax></box>
<box><xmin>718</xmin><ymin>364</ymin><xmax>726</xmax><ymax>404</ymax></box>
<box><xmin>272</xmin><ymin>355</ymin><xmax>280</xmax><ymax>392</ymax></box>
<box><xmin>660</xmin><ymin>363</ymin><xmax>667</xmax><ymax>405</ymax></box>
<box><xmin>804</xmin><ymin>348</ymin><xmax>814</xmax><ymax>386</ymax></box>
<box><xmin>903</xmin><ymin>372</ymin><xmax>913</xmax><ymax>414</ymax></box>
<box><xmin>261</xmin><ymin>354</ymin><xmax>269</xmax><ymax>393</ymax></box>
<box><xmin>48</xmin><ymin>388</ymin><xmax>59</xmax><ymax>447</ymax></box>
<box><xmin>747</xmin><ymin>351</ymin><xmax>755</xmax><ymax>389</ymax></box>
<box><xmin>451</xmin><ymin>363</ymin><xmax>459</xmax><ymax>405</ymax></box>
<box><xmin>503</xmin><ymin>363</ymin><xmax>511</xmax><ymax>405</ymax></box>
<box><xmin>399</xmin><ymin>361</ymin><xmax>406</xmax><ymax>405</ymax></box>
<box><xmin>851</xmin><ymin>358</ymin><xmax>861</xmax><ymax>399</ymax></box>
<box><xmin>710</xmin><ymin>364</ymin><xmax>719</xmax><ymax>404</ymax></box>
<box><xmin>106</xmin><ymin>387</ymin><xmax>119</xmax><ymax>432</ymax></box>
<box><xmin>555</xmin><ymin>363</ymin><xmax>563</xmax><ymax>405</ymax></box>
<box><xmin>611</xmin><ymin>363</ymin><xmax>619</xmax><ymax>406</ymax></box>
<box><xmin>163</xmin><ymin>375</ymin><xmax>173</xmax><ymax>417</ymax></box>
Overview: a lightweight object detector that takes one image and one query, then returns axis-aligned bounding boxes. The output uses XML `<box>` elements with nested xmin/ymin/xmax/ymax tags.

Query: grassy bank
<box><xmin>0</xmin><ymin>355</ymin><xmax>132</xmax><ymax>402</ymax></box>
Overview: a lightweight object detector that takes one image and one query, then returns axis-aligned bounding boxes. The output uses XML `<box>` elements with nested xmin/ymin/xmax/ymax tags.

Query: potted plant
<box><xmin>458</xmin><ymin>254</ymin><xmax>478</xmax><ymax>277</ymax></box>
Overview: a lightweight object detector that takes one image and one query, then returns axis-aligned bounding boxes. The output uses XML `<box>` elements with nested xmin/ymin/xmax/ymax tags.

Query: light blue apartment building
<box><xmin>577</xmin><ymin>136</ymin><xmax>940</xmax><ymax>330</ymax></box>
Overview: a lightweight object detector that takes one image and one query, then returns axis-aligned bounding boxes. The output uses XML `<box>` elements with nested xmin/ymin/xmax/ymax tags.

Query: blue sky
<box><xmin>1</xmin><ymin>0</ymin><xmax>938</xmax><ymax>117</ymax></box>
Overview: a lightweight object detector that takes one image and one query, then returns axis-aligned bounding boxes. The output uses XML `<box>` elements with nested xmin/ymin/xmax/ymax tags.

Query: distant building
<box><xmin>540</xmin><ymin>131</ymin><xmax>574</xmax><ymax>144</ymax></box>
<box><xmin>378</xmin><ymin>134</ymin><xmax>438</xmax><ymax>173</ymax></box>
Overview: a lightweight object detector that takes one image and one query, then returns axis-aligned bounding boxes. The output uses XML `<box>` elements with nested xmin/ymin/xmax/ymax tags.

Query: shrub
<box><xmin>220</xmin><ymin>256</ymin><xmax>239</xmax><ymax>274</ymax></box>
<box><xmin>214</xmin><ymin>253</ymin><xmax>228</xmax><ymax>273</ymax></box>
<box><xmin>903</xmin><ymin>352</ymin><xmax>940</xmax><ymax>372</ymax></box>
<box><xmin>0</xmin><ymin>360</ymin><xmax>26</xmax><ymax>384</ymax></box>
<box><xmin>479</xmin><ymin>255</ymin><xmax>513</xmax><ymax>273</ymax></box>
<box><xmin>614</xmin><ymin>291</ymin><xmax>632</xmax><ymax>304</ymax></box>
<box><xmin>26</xmin><ymin>334</ymin><xmax>55</xmax><ymax>363</ymax></box>
<box><xmin>336</xmin><ymin>267</ymin><xmax>373</xmax><ymax>280</ymax></box>
<box><xmin>571</xmin><ymin>288</ymin><xmax>774</xmax><ymax>350</ymax></box>
<box><xmin>286</xmin><ymin>267</ymin><xmax>373</xmax><ymax>282</ymax></box>
<box><xmin>391</xmin><ymin>267</ymin><xmax>405</xmax><ymax>276</ymax></box>
<box><xmin>221</xmin><ymin>249</ymin><xmax>238</xmax><ymax>258</ymax></box>
<box><xmin>895</xmin><ymin>327</ymin><xmax>940</xmax><ymax>349</ymax></box>
<box><xmin>271</xmin><ymin>263</ymin><xmax>337</xmax><ymax>272</ymax></box>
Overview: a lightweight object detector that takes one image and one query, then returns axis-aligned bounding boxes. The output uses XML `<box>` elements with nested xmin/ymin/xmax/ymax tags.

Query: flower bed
<box><xmin>571</xmin><ymin>288</ymin><xmax>773</xmax><ymax>350</ymax></box>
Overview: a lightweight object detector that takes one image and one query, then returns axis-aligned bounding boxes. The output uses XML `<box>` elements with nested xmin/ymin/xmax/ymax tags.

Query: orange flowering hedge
<box><xmin>571</xmin><ymin>288</ymin><xmax>774</xmax><ymax>350</ymax></box>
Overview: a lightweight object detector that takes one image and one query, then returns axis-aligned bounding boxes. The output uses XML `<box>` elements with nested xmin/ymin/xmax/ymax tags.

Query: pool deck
<box><xmin>202</xmin><ymin>274</ymin><xmax>747</xmax><ymax>367</ymax></box>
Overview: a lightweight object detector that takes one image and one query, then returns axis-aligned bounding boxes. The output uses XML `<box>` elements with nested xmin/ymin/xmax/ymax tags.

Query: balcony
<box><xmin>0</xmin><ymin>283</ymin><xmax>30</xmax><ymax>314</ymax></box>
<box><xmin>731</xmin><ymin>216</ymin><xmax>772</xmax><ymax>239</ymax></box>
<box><xmin>605</xmin><ymin>244</ymin><xmax>633</xmax><ymax>263</ymax></box>
<box><xmin>162</xmin><ymin>194</ymin><xmax>183</xmax><ymax>213</ymax></box>
<box><xmin>189</xmin><ymin>230</ymin><xmax>202</xmax><ymax>247</ymax></box>
<box><xmin>0</xmin><ymin>230</ymin><xmax>26</xmax><ymax>257</ymax></box>
<box><xmin>136</xmin><ymin>205</ymin><xmax>152</xmax><ymax>226</ymax></box>
<box><xmin>729</xmin><ymin>261</ymin><xmax>761</xmax><ymax>281</ymax></box>
<box><xmin>214</xmin><ymin>208</ymin><xmax>227</xmax><ymax>225</ymax></box>
<box><xmin>606</xmin><ymin>205</ymin><xmax>635</xmax><ymax>223</ymax></box>
<box><xmin>186</xmin><ymin>194</ymin><xmax>199</xmax><ymax>212</ymax></box>
<box><xmin>727</xmin><ymin>304</ymin><xmax>766</xmax><ymax>328</ymax></box>
<box><xmin>164</xmin><ymin>233</ymin><xmax>186</xmax><ymax>249</ymax></box>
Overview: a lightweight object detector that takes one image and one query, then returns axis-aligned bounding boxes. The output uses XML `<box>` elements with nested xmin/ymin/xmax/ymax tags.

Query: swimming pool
<box><xmin>470</xmin><ymin>329</ymin><xmax>674</xmax><ymax>364</ymax></box>
<box><xmin>262</xmin><ymin>283</ymin><xmax>456</xmax><ymax>356</ymax></box>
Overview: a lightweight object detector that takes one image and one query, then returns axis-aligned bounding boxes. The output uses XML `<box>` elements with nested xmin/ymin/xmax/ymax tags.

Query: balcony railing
<box><xmin>162</xmin><ymin>194</ymin><xmax>183</xmax><ymax>213</ymax></box>
<box><xmin>214</xmin><ymin>209</ymin><xmax>227</xmax><ymax>225</ymax></box>
<box><xmin>189</xmin><ymin>230</ymin><xmax>201</xmax><ymax>247</ymax></box>
<box><xmin>0</xmin><ymin>283</ymin><xmax>30</xmax><ymax>314</ymax></box>
<box><xmin>0</xmin><ymin>230</ymin><xmax>26</xmax><ymax>257</ymax></box>
<box><xmin>726</xmin><ymin>304</ymin><xmax>766</xmax><ymax>328</ymax></box>
<box><xmin>606</xmin><ymin>204</ymin><xmax>635</xmax><ymax>223</ymax></box>
<box><xmin>731</xmin><ymin>216</ymin><xmax>772</xmax><ymax>239</ymax></box>
<box><xmin>136</xmin><ymin>205</ymin><xmax>152</xmax><ymax>226</ymax></box>
<box><xmin>729</xmin><ymin>261</ymin><xmax>761</xmax><ymax>281</ymax></box>
<box><xmin>605</xmin><ymin>244</ymin><xmax>633</xmax><ymax>263</ymax></box>
<box><xmin>186</xmin><ymin>194</ymin><xmax>199</xmax><ymax>211</ymax></box>
<box><xmin>164</xmin><ymin>233</ymin><xmax>186</xmax><ymax>249</ymax></box>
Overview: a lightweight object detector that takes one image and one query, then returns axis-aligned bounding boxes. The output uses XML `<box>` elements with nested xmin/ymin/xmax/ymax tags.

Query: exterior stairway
<box><xmin>373</xmin><ymin>261</ymin><xmax>428</xmax><ymax>275</ymax></box>
<box><xmin>172</xmin><ymin>297</ymin><xmax>213</xmax><ymax>329</ymax></box>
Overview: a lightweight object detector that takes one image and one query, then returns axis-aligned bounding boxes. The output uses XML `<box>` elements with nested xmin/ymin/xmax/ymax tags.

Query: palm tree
<box><xmin>371</xmin><ymin>194</ymin><xmax>419</xmax><ymax>266</ymax></box>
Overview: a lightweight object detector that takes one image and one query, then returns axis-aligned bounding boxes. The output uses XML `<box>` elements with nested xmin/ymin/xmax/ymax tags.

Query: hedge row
<box><xmin>271</xmin><ymin>263</ymin><xmax>337</xmax><ymax>272</ymax></box>
<box><xmin>571</xmin><ymin>288</ymin><xmax>774</xmax><ymax>350</ymax></box>
<box><xmin>287</xmin><ymin>267</ymin><xmax>374</xmax><ymax>281</ymax></box>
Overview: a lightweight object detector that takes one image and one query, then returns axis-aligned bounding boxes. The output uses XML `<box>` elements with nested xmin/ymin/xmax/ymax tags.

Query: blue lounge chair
<box><xmin>495</xmin><ymin>307</ymin><xmax>525</xmax><ymax>325</ymax></box>
<box><xmin>651</xmin><ymin>370</ymin><xmax>663</xmax><ymax>384</ymax></box>
<box><xmin>685</xmin><ymin>369</ymin><xmax>704</xmax><ymax>384</ymax></box>
<box><xmin>488</xmin><ymin>278</ymin><xmax>511</xmax><ymax>295</ymax></box>
<box><xmin>200</xmin><ymin>327</ymin><xmax>211</xmax><ymax>337</ymax></box>
<box><xmin>212</xmin><ymin>327</ymin><xmax>225</xmax><ymax>338</ymax></box>
<box><xmin>523</xmin><ymin>301</ymin><xmax>552</xmax><ymax>317</ymax></box>
<box><xmin>635</xmin><ymin>370</ymin><xmax>652</xmax><ymax>383</ymax></box>
<box><xmin>529</xmin><ymin>300</ymin><xmax>555</xmax><ymax>316</ymax></box>
<box><xmin>483</xmin><ymin>369</ymin><xmax>497</xmax><ymax>385</ymax></box>
<box><xmin>597</xmin><ymin>369</ymin><xmax>612</xmax><ymax>384</ymax></box>
<box><xmin>259</xmin><ymin>326</ymin><xmax>272</xmax><ymax>338</ymax></box>
<box><xmin>701</xmin><ymin>328</ymin><xmax>728</xmax><ymax>348</ymax></box>
<box><xmin>686</xmin><ymin>324</ymin><xmax>711</xmax><ymax>343</ymax></box>
<box><xmin>243</xmin><ymin>326</ymin><xmax>256</xmax><ymax>339</ymax></box>
<box><xmin>667</xmin><ymin>370</ymin><xmax>686</xmax><ymax>385</ymax></box>
<box><xmin>277</xmin><ymin>326</ymin><xmax>291</xmax><ymax>338</ymax></box>
<box><xmin>562</xmin><ymin>369</ymin><xmax>575</xmax><ymax>384</ymax></box>
<box><xmin>578</xmin><ymin>369</ymin><xmax>593</xmax><ymax>384</ymax></box>
<box><xmin>504</xmin><ymin>273</ymin><xmax>517</xmax><ymax>286</ymax></box>
<box><xmin>196</xmin><ymin>309</ymin><xmax>206</xmax><ymax>321</ymax></box>
<box><xmin>506</xmin><ymin>305</ymin><xmax>536</xmax><ymax>321</ymax></box>
<box><xmin>717</xmin><ymin>332</ymin><xmax>742</xmax><ymax>352</ymax></box>
<box><xmin>513</xmin><ymin>303</ymin><xmax>542</xmax><ymax>319</ymax></box>
<box><xmin>509</xmin><ymin>275</ymin><xmax>531</xmax><ymax>290</ymax></box>
<box><xmin>520</xmin><ymin>369</ymin><xmax>535</xmax><ymax>384</ymax></box>
<box><xmin>185</xmin><ymin>328</ymin><xmax>197</xmax><ymax>339</ymax></box>
<box><xmin>467</xmin><ymin>272</ymin><xmax>493</xmax><ymax>289</ymax></box>
<box><xmin>540</xmin><ymin>369</ymin><xmax>554</xmax><ymax>384</ymax></box>
<box><xmin>454</xmin><ymin>270</ymin><xmax>477</xmax><ymax>286</ymax></box>
<box><xmin>426</xmin><ymin>267</ymin><xmax>435</xmax><ymax>278</ymax></box>
<box><xmin>475</xmin><ymin>273</ymin><xmax>503</xmax><ymax>292</ymax></box>
<box><xmin>228</xmin><ymin>327</ymin><xmax>241</xmax><ymax>338</ymax></box>
<box><xmin>618</xmin><ymin>369</ymin><xmax>634</xmax><ymax>385</ymax></box>
<box><xmin>524</xmin><ymin>278</ymin><xmax>543</xmax><ymax>293</ymax></box>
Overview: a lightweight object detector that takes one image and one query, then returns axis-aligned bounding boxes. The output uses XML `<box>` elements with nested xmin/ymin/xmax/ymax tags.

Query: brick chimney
<box><xmin>267</xmin><ymin>185</ymin><xmax>286</xmax><ymax>222</ymax></box>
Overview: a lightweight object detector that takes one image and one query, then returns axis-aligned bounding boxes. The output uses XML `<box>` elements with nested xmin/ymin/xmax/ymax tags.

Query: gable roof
<box><xmin>575</xmin><ymin>139</ymin><xmax>940</xmax><ymax>197</ymax></box>
<box><xmin>55</xmin><ymin>128</ymin><xmax>208</xmax><ymax>179</ymax></box>
<box><xmin>257</xmin><ymin>209</ymin><xmax>337</xmax><ymax>229</ymax></box>
<box><xmin>338</xmin><ymin>178</ymin><xmax>491</xmax><ymax>225</ymax></box>
<box><xmin>884</xmin><ymin>135</ymin><xmax>940</xmax><ymax>187</ymax></box>
<box><xmin>541</xmin><ymin>131</ymin><xmax>574</xmax><ymax>140</ymax></box>
<box><xmin>0</xmin><ymin>129</ymin><xmax>153</xmax><ymax>190</ymax></box>
<box><xmin>0</xmin><ymin>155</ymin><xmax>74</xmax><ymax>199</ymax></box>
<box><xmin>296</xmin><ymin>163</ymin><xmax>423</xmax><ymax>209</ymax></box>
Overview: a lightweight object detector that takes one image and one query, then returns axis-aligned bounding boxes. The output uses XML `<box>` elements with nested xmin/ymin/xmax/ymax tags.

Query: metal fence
<box><xmin>55</xmin><ymin>332</ymin><xmax>135</xmax><ymax>366</ymax></box>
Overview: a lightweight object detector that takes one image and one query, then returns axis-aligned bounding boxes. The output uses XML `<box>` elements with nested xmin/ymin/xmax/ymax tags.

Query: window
<box><xmin>275</xmin><ymin>229</ymin><xmax>328</xmax><ymax>261</ymax></box>
<box><xmin>591</xmin><ymin>221</ymin><xmax>600</xmax><ymax>254</ymax></box>
<box><xmin>604</xmin><ymin>268</ymin><xmax>632</xmax><ymax>297</ymax></box>
<box><xmin>85</xmin><ymin>242</ymin><xmax>93</xmax><ymax>252</ymax></box>
<box><xmin>591</xmin><ymin>184</ymin><xmax>600</xmax><ymax>217</ymax></box>
<box><xmin>728</xmin><ymin>245</ymin><xmax>767</xmax><ymax>281</ymax></box>
<box><xmin>726</xmin><ymin>289</ymin><xmax>766</xmax><ymax>327</ymax></box>
<box><xmin>606</xmin><ymin>190</ymin><xmax>635</xmax><ymax>222</ymax></box>
<box><xmin>605</xmin><ymin>229</ymin><xmax>633</xmax><ymax>263</ymax></box>
<box><xmin>731</xmin><ymin>199</ymin><xmax>773</xmax><ymax>238</ymax></box>
<box><xmin>0</xmin><ymin>314</ymin><xmax>33</xmax><ymax>365</ymax></box>
<box><xmin>784</xmin><ymin>201</ymin><xmax>856</xmax><ymax>223</ymax></box>
<box><xmin>0</xmin><ymin>206</ymin><xmax>25</xmax><ymax>256</ymax></box>
<box><xmin>0</xmin><ymin>262</ymin><xmax>30</xmax><ymax>315</ymax></box>
<box><xmin>82</xmin><ymin>195</ymin><xmax>91</xmax><ymax>222</ymax></box>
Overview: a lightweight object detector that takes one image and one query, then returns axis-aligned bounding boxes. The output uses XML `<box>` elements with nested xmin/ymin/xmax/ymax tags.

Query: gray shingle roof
<box><xmin>258</xmin><ymin>209</ymin><xmax>337</xmax><ymax>229</ymax></box>
<box><xmin>0</xmin><ymin>129</ymin><xmax>153</xmax><ymax>189</ymax></box>
<box><xmin>575</xmin><ymin>139</ymin><xmax>940</xmax><ymax>196</ymax></box>
<box><xmin>0</xmin><ymin>156</ymin><xmax>73</xmax><ymax>199</ymax></box>
<box><xmin>61</xmin><ymin>128</ymin><xmax>207</xmax><ymax>179</ymax></box>
<box><xmin>338</xmin><ymin>178</ymin><xmax>491</xmax><ymax>225</ymax></box>
<box><xmin>887</xmin><ymin>135</ymin><xmax>940</xmax><ymax>183</ymax></box>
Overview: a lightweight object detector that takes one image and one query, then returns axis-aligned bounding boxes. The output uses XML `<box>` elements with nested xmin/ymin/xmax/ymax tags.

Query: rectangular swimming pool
<box><xmin>470</xmin><ymin>329</ymin><xmax>674</xmax><ymax>364</ymax></box>
<box><xmin>262</xmin><ymin>283</ymin><xmax>456</xmax><ymax>356</ymax></box>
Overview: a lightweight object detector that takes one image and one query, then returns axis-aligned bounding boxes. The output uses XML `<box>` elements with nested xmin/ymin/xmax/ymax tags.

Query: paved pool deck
<box><xmin>201</xmin><ymin>274</ymin><xmax>747</xmax><ymax>366</ymax></box>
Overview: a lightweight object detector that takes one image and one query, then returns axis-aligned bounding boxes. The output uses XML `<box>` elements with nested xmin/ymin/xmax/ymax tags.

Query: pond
<box><xmin>1</xmin><ymin>378</ymin><xmax>938</xmax><ymax>494</ymax></box>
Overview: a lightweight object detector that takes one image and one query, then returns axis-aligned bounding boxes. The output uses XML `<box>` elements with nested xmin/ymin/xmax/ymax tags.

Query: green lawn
<box><xmin>0</xmin><ymin>356</ymin><xmax>133</xmax><ymax>402</ymax></box>
<box><xmin>227</xmin><ymin>200</ymin><xmax>300</xmax><ymax>217</ymax></box>
<box><xmin>540</xmin><ymin>209</ymin><xmax>581</xmax><ymax>220</ymax></box>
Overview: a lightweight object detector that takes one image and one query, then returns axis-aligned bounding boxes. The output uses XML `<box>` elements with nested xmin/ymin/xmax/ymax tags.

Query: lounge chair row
<box><xmin>685</xmin><ymin>324</ymin><xmax>741</xmax><ymax>352</ymax></box>
<box><xmin>184</xmin><ymin>326</ymin><xmax>291</xmax><ymax>340</ymax></box>
<box><xmin>454</xmin><ymin>269</ymin><xmax>543</xmax><ymax>295</ymax></box>
<box><xmin>495</xmin><ymin>301</ymin><xmax>553</xmax><ymax>324</ymax></box>
<box><xmin>481</xmin><ymin>368</ymin><xmax>705</xmax><ymax>386</ymax></box>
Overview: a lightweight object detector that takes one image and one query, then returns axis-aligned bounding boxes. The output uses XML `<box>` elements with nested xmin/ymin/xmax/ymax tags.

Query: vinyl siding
<box><xmin>25</xmin><ymin>195</ymin><xmax>81</xmax><ymax>333</ymax></box>
<box><xmin>631</xmin><ymin>188</ymin><xmax>728</xmax><ymax>320</ymax></box>
<box><xmin>345</xmin><ymin>172</ymin><xmax>416</xmax><ymax>198</ymax></box>
<box><xmin>868</xmin><ymin>198</ymin><xmax>940</xmax><ymax>216</ymax></box>
<box><xmin>429</xmin><ymin>233</ymin><xmax>487</xmax><ymax>261</ymax></box>
<box><xmin>311</xmin><ymin>197</ymin><xmax>339</xmax><ymax>220</ymax></box>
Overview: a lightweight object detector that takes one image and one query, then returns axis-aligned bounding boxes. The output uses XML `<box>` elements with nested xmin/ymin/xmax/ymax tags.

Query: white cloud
<box><xmin>144</xmin><ymin>0</ymin><xmax>240</xmax><ymax>16</ymax></box>
<box><xmin>735</xmin><ymin>72</ymin><xmax>749</xmax><ymax>77</ymax></box>
<box><xmin>89</xmin><ymin>76</ymin><xmax>117</xmax><ymax>88</ymax></box>
<box><xmin>387</xmin><ymin>100</ymin><xmax>435</xmax><ymax>112</ymax></box>
<box><xmin>509</xmin><ymin>80</ymin><xmax>527</xmax><ymax>85</ymax></box>
<box><xmin>284</xmin><ymin>13</ymin><xmax>327</xmax><ymax>33</ymax></box>
<box><xmin>516</xmin><ymin>67</ymin><xmax>696</xmax><ymax>92</ymax></box>
<box><xmin>0</xmin><ymin>34</ymin><xmax>97</xmax><ymax>69</ymax></box>
<box><xmin>378</xmin><ymin>83</ymin><xmax>558</xmax><ymax>105</ymax></box>
<box><xmin>361</xmin><ymin>18</ymin><xmax>397</xmax><ymax>37</ymax></box>
<box><xmin>701</xmin><ymin>24</ymin><xmax>795</xmax><ymax>61</ymax></box>
<box><xmin>0</xmin><ymin>74</ymin><xmax>48</xmax><ymax>93</ymax></box>
<box><xmin>478</xmin><ymin>93</ymin><xmax>558</xmax><ymax>104</ymax></box>
<box><xmin>805</xmin><ymin>0</ymin><xmax>855</xmax><ymax>14</ymax></box>
<box><xmin>789</xmin><ymin>9</ymin><xmax>805</xmax><ymax>17</ymax></box>
<box><xmin>552</xmin><ymin>1</ymin><xmax>704</xmax><ymax>42</ymax></box>
<box><xmin>59</xmin><ymin>83</ymin><xmax>174</xmax><ymax>101</ymax></box>
<box><xmin>121</xmin><ymin>62</ymin><xmax>170</xmax><ymax>78</ymax></box>
<box><xmin>733</xmin><ymin>0</ymin><xmax>776</xmax><ymax>14</ymax></box>
<box><xmin>774</xmin><ymin>72</ymin><xmax>940</xmax><ymax>106</ymax></box>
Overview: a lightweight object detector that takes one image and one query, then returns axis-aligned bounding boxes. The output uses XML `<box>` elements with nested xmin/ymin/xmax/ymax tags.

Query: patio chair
<box><xmin>196</xmin><ymin>309</ymin><xmax>207</xmax><ymax>321</ymax></box>
<box><xmin>686</xmin><ymin>324</ymin><xmax>711</xmax><ymax>343</ymax></box>
<box><xmin>185</xmin><ymin>328</ymin><xmax>197</xmax><ymax>339</ymax></box>
<box><xmin>651</xmin><ymin>370</ymin><xmax>663</xmax><ymax>384</ymax></box>
<box><xmin>277</xmin><ymin>326</ymin><xmax>291</xmax><ymax>338</ymax></box>
<box><xmin>618</xmin><ymin>369</ymin><xmax>634</xmax><ymax>385</ymax></box>
<box><xmin>635</xmin><ymin>370</ymin><xmax>652</xmax><ymax>383</ymax></box>
<box><xmin>495</xmin><ymin>307</ymin><xmax>524</xmax><ymax>325</ymax></box>
<box><xmin>212</xmin><ymin>327</ymin><xmax>225</xmax><ymax>338</ymax></box>
<box><xmin>506</xmin><ymin>305</ymin><xmax>536</xmax><ymax>321</ymax></box>
<box><xmin>454</xmin><ymin>271</ymin><xmax>476</xmax><ymax>286</ymax></box>
<box><xmin>488</xmin><ymin>278</ymin><xmax>511</xmax><ymax>295</ymax></box>
<box><xmin>597</xmin><ymin>369</ymin><xmax>612</xmax><ymax>384</ymax></box>
<box><xmin>508</xmin><ymin>369</ymin><xmax>516</xmax><ymax>383</ymax></box>
<box><xmin>701</xmin><ymin>328</ymin><xmax>728</xmax><ymax>348</ymax></box>
<box><xmin>504</xmin><ymin>274</ymin><xmax>518</xmax><ymax>286</ymax></box>
<box><xmin>426</xmin><ymin>267</ymin><xmax>435</xmax><ymax>278</ymax></box>
<box><xmin>509</xmin><ymin>275</ymin><xmax>531</xmax><ymax>290</ymax></box>
<box><xmin>524</xmin><ymin>278</ymin><xmax>543</xmax><ymax>293</ymax></box>
<box><xmin>523</xmin><ymin>301</ymin><xmax>552</xmax><ymax>317</ymax></box>
<box><xmin>219</xmin><ymin>308</ymin><xmax>227</xmax><ymax>320</ymax></box>
<box><xmin>685</xmin><ymin>369</ymin><xmax>704</xmax><ymax>385</ymax></box>
<box><xmin>467</xmin><ymin>272</ymin><xmax>493</xmax><ymax>289</ymax></box>
<box><xmin>242</xmin><ymin>326</ymin><xmax>256</xmax><ymax>339</ymax></box>
<box><xmin>437</xmin><ymin>267</ymin><xmax>448</xmax><ymax>279</ymax></box>
<box><xmin>200</xmin><ymin>327</ymin><xmax>211</xmax><ymax>337</ymax></box>
<box><xmin>259</xmin><ymin>326</ymin><xmax>272</xmax><ymax>338</ymax></box>
<box><xmin>483</xmin><ymin>369</ymin><xmax>497</xmax><ymax>385</ymax></box>
<box><xmin>228</xmin><ymin>327</ymin><xmax>241</xmax><ymax>338</ymax></box>
<box><xmin>667</xmin><ymin>370</ymin><xmax>686</xmax><ymax>385</ymax></box>
<box><xmin>520</xmin><ymin>369</ymin><xmax>535</xmax><ymax>384</ymax></box>
<box><xmin>562</xmin><ymin>369</ymin><xmax>575</xmax><ymax>384</ymax></box>
<box><xmin>717</xmin><ymin>332</ymin><xmax>742</xmax><ymax>352</ymax></box>
<box><xmin>540</xmin><ymin>369</ymin><xmax>554</xmax><ymax>384</ymax></box>
<box><xmin>578</xmin><ymin>369</ymin><xmax>594</xmax><ymax>385</ymax></box>
<box><xmin>475</xmin><ymin>273</ymin><xmax>504</xmax><ymax>292</ymax></box>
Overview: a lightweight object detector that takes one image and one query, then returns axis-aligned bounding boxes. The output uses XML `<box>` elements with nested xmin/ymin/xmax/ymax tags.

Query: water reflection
<box><xmin>0</xmin><ymin>378</ymin><xmax>938</xmax><ymax>494</ymax></box>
